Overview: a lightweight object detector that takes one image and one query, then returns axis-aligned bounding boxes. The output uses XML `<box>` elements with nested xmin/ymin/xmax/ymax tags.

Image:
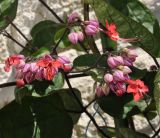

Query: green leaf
<box><xmin>130</xmin><ymin>67</ymin><xmax>147</xmax><ymax>79</ymax></box>
<box><xmin>0</xmin><ymin>0</ymin><xmax>18</xmax><ymax>29</ymax></box>
<box><xmin>0</xmin><ymin>101</ymin><xmax>34</xmax><ymax>138</ymax></box>
<box><xmin>126</xmin><ymin>0</ymin><xmax>155</xmax><ymax>33</ymax></box>
<box><xmin>119</xmin><ymin>128</ymin><xmax>149</xmax><ymax>138</ymax></box>
<box><xmin>108</xmin><ymin>0</ymin><xmax>156</xmax><ymax>33</ymax></box>
<box><xmin>98</xmin><ymin>93</ymin><xmax>147</xmax><ymax>118</ymax></box>
<box><xmin>97</xmin><ymin>94</ymin><xmax>132</xmax><ymax>118</ymax></box>
<box><xmin>86</xmin><ymin>0</ymin><xmax>160</xmax><ymax>57</ymax></box>
<box><xmin>142</xmin><ymin>71</ymin><xmax>156</xmax><ymax>96</ymax></box>
<box><xmin>98</xmin><ymin>126</ymin><xmax>116</xmax><ymax>138</ymax></box>
<box><xmin>73</xmin><ymin>54</ymin><xmax>106</xmax><ymax>70</ymax></box>
<box><xmin>154</xmin><ymin>70</ymin><xmax>160</xmax><ymax>116</ymax></box>
<box><xmin>14</xmin><ymin>85</ymin><xmax>33</xmax><ymax>103</ymax></box>
<box><xmin>28</xmin><ymin>93</ymin><xmax>73</xmax><ymax>138</ymax></box>
<box><xmin>32</xmin><ymin>72</ymin><xmax>64</xmax><ymax>96</ymax></box>
<box><xmin>57</xmin><ymin>88</ymin><xmax>82</xmax><ymax>124</ymax></box>
<box><xmin>31</xmin><ymin>20</ymin><xmax>63</xmax><ymax>48</ymax></box>
<box><xmin>100</xmin><ymin>32</ymin><xmax>117</xmax><ymax>51</ymax></box>
<box><xmin>153</xmin><ymin>19</ymin><xmax>160</xmax><ymax>39</ymax></box>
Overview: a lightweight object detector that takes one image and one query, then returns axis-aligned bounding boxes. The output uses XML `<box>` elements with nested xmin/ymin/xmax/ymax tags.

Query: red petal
<box><xmin>133</xmin><ymin>93</ymin><xmax>142</xmax><ymax>102</ymax></box>
<box><xmin>127</xmin><ymin>85</ymin><xmax>138</xmax><ymax>93</ymax></box>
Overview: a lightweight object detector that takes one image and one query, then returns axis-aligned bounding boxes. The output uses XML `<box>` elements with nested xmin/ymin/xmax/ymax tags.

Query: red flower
<box><xmin>37</xmin><ymin>59</ymin><xmax>58</xmax><ymax>80</ymax></box>
<box><xmin>105</xmin><ymin>20</ymin><xmax>119</xmax><ymax>41</ymax></box>
<box><xmin>127</xmin><ymin>79</ymin><xmax>149</xmax><ymax>102</ymax></box>
<box><xmin>105</xmin><ymin>20</ymin><xmax>139</xmax><ymax>42</ymax></box>
<box><xmin>4</xmin><ymin>55</ymin><xmax>24</xmax><ymax>72</ymax></box>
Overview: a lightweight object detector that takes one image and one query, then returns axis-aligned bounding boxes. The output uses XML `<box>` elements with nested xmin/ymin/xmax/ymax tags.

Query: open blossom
<box><xmin>4</xmin><ymin>55</ymin><xmax>25</xmax><ymax>72</ymax></box>
<box><xmin>105</xmin><ymin>20</ymin><xmax>139</xmax><ymax>42</ymax></box>
<box><xmin>4</xmin><ymin>54</ymin><xmax>72</xmax><ymax>87</ymax></box>
<box><xmin>127</xmin><ymin>79</ymin><xmax>149</xmax><ymax>102</ymax></box>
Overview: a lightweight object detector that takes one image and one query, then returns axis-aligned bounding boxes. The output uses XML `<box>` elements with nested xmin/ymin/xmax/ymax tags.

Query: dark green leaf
<box><xmin>100</xmin><ymin>32</ymin><xmax>117</xmax><ymax>51</ymax></box>
<box><xmin>119</xmin><ymin>128</ymin><xmax>149</xmax><ymax>138</ymax></box>
<box><xmin>0</xmin><ymin>0</ymin><xmax>18</xmax><ymax>29</ymax></box>
<box><xmin>154</xmin><ymin>70</ymin><xmax>160</xmax><ymax>116</ymax></box>
<box><xmin>32</xmin><ymin>72</ymin><xmax>64</xmax><ymax>96</ymax></box>
<box><xmin>98</xmin><ymin>126</ymin><xmax>116</xmax><ymax>138</ymax></box>
<box><xmin>108</xmin><ymin>0</ymin><xmax>155</xmax><ymax>33</ymax></box>
<box><xmin>14</xmin><ymin>85</ymin><xmax>33</xmax><ymax>103</ymax></box>
<box><xmin>31</xmin><ymin>20</ymin><xmax>63</xmax><ymax>48</ymax></box>
<box><xmin>130</xmin><ymin>67</ymin><xmax>147</xmax><ymax>79</ymax></box>
<box><xmin>29</xmin><ymin>93</ymin><xmax>73</xmax><ymax>138</ymax></box>
<box><xmin>142</xmin><ymin>71</ymin><xmax>156</xmax><ymax>96</ymax></box>
<box><xmin>97</xmin><ymin>94</ymin><xmax>132</xmax><ymax>118</ymax></box>
<box><xmin>0</xmin><ymin>101</ymin><xmax>34</xmax><ymax>138</ymax></box>
<box><xmin>153</xmin><ymin>19</ymin><xmax>160</xmax><ymax>39</ymax></box>
<box><xmin>86</xmin><ymin>0</ymin><xmax>160</xmax><ymax>57</ymax></box>
<box><xmin>73</xmin><ymin>54</ymin><xmax>106</xmax><ymax>70</ymax></box>
<box><xmin>126</xmin><ymin>0</ymin><xmax>155</xmax><ymax>32</ymax></box>
<box><xmin>57</xmin><ymin>88</ymin><xmax>82</xmax><ymax>124</ymax></box>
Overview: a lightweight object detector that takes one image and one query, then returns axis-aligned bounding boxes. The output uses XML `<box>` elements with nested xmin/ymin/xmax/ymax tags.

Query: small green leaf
<box><xmin>0</xmin><ymin>0</ymin><xmax>18</xmax><ymax>29</ymax></box>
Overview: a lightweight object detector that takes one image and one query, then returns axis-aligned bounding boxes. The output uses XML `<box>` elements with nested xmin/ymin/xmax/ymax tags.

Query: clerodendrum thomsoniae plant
<box><xmin>0</xmin><ymin>0</ymin><xmax>160</xmax><ymax>138</ymax></box>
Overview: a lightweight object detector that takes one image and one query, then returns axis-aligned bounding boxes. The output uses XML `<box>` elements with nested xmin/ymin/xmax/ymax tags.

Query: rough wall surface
<box><xmin>0</xmin><ymin>0</ymin><xmax>160</xmax><ymax>137</ymax></box>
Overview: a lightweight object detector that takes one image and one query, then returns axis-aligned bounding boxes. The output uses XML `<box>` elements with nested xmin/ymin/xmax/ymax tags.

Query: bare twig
<box><xmin>39</xmin><ymin>0</ymin><xmax>64</xmax><ymax>23</ymax></box>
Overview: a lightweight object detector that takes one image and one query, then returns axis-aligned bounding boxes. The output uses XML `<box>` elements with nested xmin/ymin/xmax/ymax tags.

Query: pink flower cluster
<box><xmin>96</xmin><ymin>48</ymin><xmax>137</xmax><ymax>96</ymax></box>
<box><xmin>4</xmin><ymin>54</ymin><xmax>72</xmax><ymax>87</ymax></box>
<box><xmin>67</xmin><ymin>12</ymin><xmax>99</xmax><ymax>45</ymax></box>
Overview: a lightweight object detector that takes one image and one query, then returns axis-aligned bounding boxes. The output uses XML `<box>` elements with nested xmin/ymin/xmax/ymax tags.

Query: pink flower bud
<box><xmin>68</xmin><ymin>32</ymin><xmax>79</xmax><ymax>45</ymax></box>
<box><xmin>118</xmin><ymin>66</ymin><xmax>132</xmax><ymax>74</ymax></box>
<box><xmin>16</xmin><ymin>79</ymin><xmax>25</xmax><ymax>88</ymax></box>
<box><xmin>113</xmin><ymin>70</ymin><xmax>127</xmax><ymax>81</ymax></box>
<box><xmin>104</xmin><ymin>73</ymin><xmax>113</xmax><ymax>83</ymax></box>
<box><xmin>68</xmin><ymin>12</ymin><xmax>79</xmax><ymax>24</ymax></box>
<box><xmin>30</xmin><ymin>63</ymin><xmax>38</xmax><ymax>72</ymax></box>
<box><xmin>107</xmin><ymin>56</ymin><xmax>124</xmax><ymax>68</ymax></box>
<box><xmin>85</xmin><ymin>25</ymin><xmax>99</xmax><ymax>36</ymax></box>
<box><xmin>35</xmin><ymin>68</ymin><xmax>44</xmax><ymax>80</ymax></box>
<box><xmin>15</xmin><ymin>69</ymin><xmax>23</xmax><ymax>79</ymax></box>
<box><xmin>96</xmin><ymin>86</ymin><xmax>105</xmax><ymax>97</ymax></box>
<box><xmin>58</xmin><ymin>56</ymin><xmax>70</xmax><ymax>64</ymax></box>
<box><xmin>84</xmin><ymin>20</ymin><xmax>99</xmax><ymax>28</ymax></box>
<box><xmin>63</xmin><ymin>64</ymin><xmax>72</xmax><ymax>72</ymax></box>
<box><xmin>24</xmin><ymin>72</ymin><xmax>34</xmax><ymax>83</ymax></box>
<box><xmin>23</xmin><ymin>64</ymin><xmax>30</xmax><ymax>73</ymax></box>
<box><xmin>122</xmin><ymin>56</ymin><xmax>133</xmax><ymax>66</ymax></box>
<box><xmin>78</xmin><ymin>32</ymin><xmax>84</xmax><ymax>42</ymax></box>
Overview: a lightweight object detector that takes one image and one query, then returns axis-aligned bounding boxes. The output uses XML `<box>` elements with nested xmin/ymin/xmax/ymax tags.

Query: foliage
<box><xmin>0</xmin><ymin>0</ymin><xmax>160</xmax><ymax>138</ymax></box>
